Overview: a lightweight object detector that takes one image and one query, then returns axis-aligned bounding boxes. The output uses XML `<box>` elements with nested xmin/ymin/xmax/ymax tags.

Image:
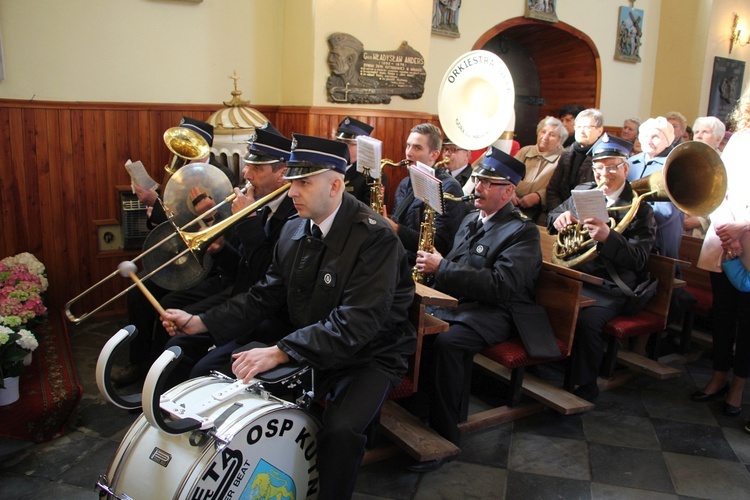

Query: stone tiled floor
<box><xmin>2</xmin><ymin>318</ymin><xmax>750</xmax><ymax>499</ymax></box>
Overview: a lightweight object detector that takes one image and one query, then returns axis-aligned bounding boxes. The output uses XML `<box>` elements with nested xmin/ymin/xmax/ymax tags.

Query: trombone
<box><xmin>65</xmin><ymin>182</ymin><xmax>288</xmax><ymax>324</ymax></box>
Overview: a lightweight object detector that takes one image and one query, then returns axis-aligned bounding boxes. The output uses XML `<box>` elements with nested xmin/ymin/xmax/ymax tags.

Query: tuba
<box><xmin>163</xmin><ymin>126</ymin><xmax>211</xmax><ymax>176</ymax></box>
<box><xmin>552</xmin><ymin>141</ymin><xmax>727</xmax><ymax>268</ymax></box>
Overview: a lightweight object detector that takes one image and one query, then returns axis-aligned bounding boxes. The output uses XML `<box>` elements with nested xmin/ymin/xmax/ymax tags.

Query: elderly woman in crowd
<box><xmin>684</xmin><ymin>116</ymin><xmax>727</xmax><ymax>238</ymax></box>
<box><xmin>694</xmin><ymin>85</ymin><xmax>750</xmax><ymax>422</ymax></box>
<box><xmin>513</xmin><ymin>116</ymin><xmax>568</xmax><ymax>224</ymax></box>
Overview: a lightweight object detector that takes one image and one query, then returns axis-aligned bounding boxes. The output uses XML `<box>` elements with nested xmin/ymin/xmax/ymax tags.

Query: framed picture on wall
<box><xmin>432</xmin><ymin>1</ymin><xmax>461</xmax><ymax>38</ymax></box>
<box><xmin>708</xmin><ymin>57</ymin><xmax>745</xmax><ymax>124</ymax></box>
<box><xmin>524</xmin><ymin>1</ymin><xmax>558</xmax><ymax>24</ymax></box>
<box><xmin>614</xmin><ymin>6</ymin><xmax>643</xmax><ymax>63</ymax></box>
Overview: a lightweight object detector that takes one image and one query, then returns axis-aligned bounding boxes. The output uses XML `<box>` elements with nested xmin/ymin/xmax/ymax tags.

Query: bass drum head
<box><xmin>105</xmin><ymin>376</ymin><xmax>321</xmax><ymax>500</ymax></box>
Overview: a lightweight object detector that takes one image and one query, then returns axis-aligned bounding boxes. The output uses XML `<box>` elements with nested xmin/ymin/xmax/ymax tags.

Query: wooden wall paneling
<box><xmin>58</xmin><ymin>108</ymin><xmax>85</xmax><ymax>306</ymax></box>
<box><xmin>0</xmin><ymin>107</ymin><xmax>15</xmax><ymax>258</ymax></box>
<box><xmin>23</xmin><ymin>109</ymin><xmax>42</xmax><ymax>256</ymax></box>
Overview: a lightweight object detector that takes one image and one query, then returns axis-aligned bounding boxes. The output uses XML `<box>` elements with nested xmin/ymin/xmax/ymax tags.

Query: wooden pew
<box><xmin>677</xmin><ymin>235</ymin><xmax>713</xmax><ymax>352</ymax></box>
<box><xmin>600</xmin><ymin>254</ymin><xmax>683</xmax><ymax>385</ymax></box>
<box><xmin>375</xmin><ymin>283</ymin><xmax>461</xmax><ymax>463</ymax></box>
<box><xmin>537</xmin><ymin>225</ymin><xmax>682</xmax><ymax>384</ymax></box>
<box><xmin>467</xmin><ymin>268</ymin><xmax>594</xmax><ymax>432</ymax></box>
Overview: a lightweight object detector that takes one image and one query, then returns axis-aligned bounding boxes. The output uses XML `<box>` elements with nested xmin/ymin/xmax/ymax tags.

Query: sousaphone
<box><xmin>437</xmin><ymin>50</ymin><xmax>516</xmax><ymax>151</ymax></box>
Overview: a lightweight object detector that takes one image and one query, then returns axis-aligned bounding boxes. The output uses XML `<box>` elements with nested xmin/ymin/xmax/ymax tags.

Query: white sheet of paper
<box><xmin>124</xmin><ymin>160</ymin><xmax>159</xmax><ymax>192</ymax></box>
<box><xmin>409</xmin><ymin>162</ymin><xmax>444</xmax><ymax>214</ymax></box>
<box><xmin>572</xmin><ymin>189</ymin><xmax>608</xmax><ymax>222</ymax></box>
<box><xmin>356</xmin><ymin>136</ymin><xmax>382</xmax><ymax>178</ymax></box>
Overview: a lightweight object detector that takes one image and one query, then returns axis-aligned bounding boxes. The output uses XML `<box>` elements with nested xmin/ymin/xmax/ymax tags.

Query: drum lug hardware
<box><xmin>209</xmin><ymin>370</ymin><xmax>234</xmax><ymax>382</ymax></box>
<box><xmin>296</xmin><ymin>390</ymin><xmax>314</xmax><ymax>409</ymax></box>
<box><xmin>95</xmin><ymin>475</ymin><xmax>133</xmax><ymax>499</ymax></box>
<box><xmin>250</xmin><ymin>382</ymin><xmax>271</xmax><ymax>400</ymax></box>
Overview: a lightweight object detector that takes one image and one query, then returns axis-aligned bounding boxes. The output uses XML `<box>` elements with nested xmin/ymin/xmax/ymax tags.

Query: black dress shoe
<box><xmin>723</xmin><ymin>402</ymin><xmax>742</xmax><ymax>416</ymax></box>
<box><xmin>690</xmin><ymin>383</ymin><xmax>729</xmax><ymax>402</ymax></box>
<box><xmin>406</xmin><ymin>457</ymin><xmax>452</xmax><ymax>473</ymax></box>
<box><xmin>572</xmin><ymin>382</ymin><xmax>600</xmax><ymax>402</ymax></box>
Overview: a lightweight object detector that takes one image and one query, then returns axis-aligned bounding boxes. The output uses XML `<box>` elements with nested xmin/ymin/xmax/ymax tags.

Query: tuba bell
<box><xmin>163</xmin><ymin>126</ymin><xmax>211</xmax><ymax>176</ymax></box>
<box><xmin>552</xmin><ymin>141</ymin><xmax>727</xmax><ymax>269</ymax></box>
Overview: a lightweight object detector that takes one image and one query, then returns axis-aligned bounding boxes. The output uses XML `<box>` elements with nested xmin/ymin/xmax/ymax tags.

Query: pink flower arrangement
<box><xmin>0</xmin><ymin>253</ymin><xmax>47</xmax><ymax>387</ymax></box>
<box><xmin>0</xmin><ymin>252</ymin><xmax>48</xmax><ymax>329</ymax></box>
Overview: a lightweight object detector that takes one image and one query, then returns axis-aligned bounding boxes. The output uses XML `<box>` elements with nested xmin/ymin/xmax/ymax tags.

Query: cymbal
<box><xmin>141</xmin><ymin>218</ymin><xmax>213</xmax><ymax>291</ymax></box>
<box><xmin>163</xmin><ymin>162</ymin><xmax>233</xmax><ymax>219</ymax></box>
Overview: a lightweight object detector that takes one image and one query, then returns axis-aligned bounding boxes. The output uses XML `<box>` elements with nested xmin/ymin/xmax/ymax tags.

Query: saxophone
<box><xmin>370</xmin><ymin>159</ymin><xmax>408</xmax><ymax>213</ymax></box>
<box><xmin>412</xmin><ymin>204</ymin><xmax>436</xmax><ymax>283</ymax></box>
<box><xmin>411</xmin><ymin>157</ymin><xmax>456</xmax><ymax>283</ymax></box>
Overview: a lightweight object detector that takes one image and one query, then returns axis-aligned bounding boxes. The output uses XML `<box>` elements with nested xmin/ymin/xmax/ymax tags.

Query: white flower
<box><xmin>16</xmin><ymin>329</ymin><xmax>38</xmax><ymax>351</ymax></box>
<box><xmin>0</xmin><ymin>325</ymin><xmax>13</xmax><ymax>336</ymax></box>
<box><xmin>2</xmin><ymin>252</ymin><xmax>46</xmax><ymax>277</ymax></box>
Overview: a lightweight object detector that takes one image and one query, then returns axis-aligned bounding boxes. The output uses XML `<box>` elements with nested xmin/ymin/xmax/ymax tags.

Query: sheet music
<box><xmin>124</xmin><ymin>160</ymin><xmax>159</xmax><ymax>192</ymax></box>
<box><xmin>572</xmin><ymin>189</ymin><xmax>608</xmax><ymax>222</ymax></box>
<box><xmin>356</xmin><ymin>136</ymin><xmax>382</xmax><ymax>178</ymax></box>
<box><xmin>409</xmin><ymin>162</ymin><xmax>445</xmax><ymax>214</ymax></box>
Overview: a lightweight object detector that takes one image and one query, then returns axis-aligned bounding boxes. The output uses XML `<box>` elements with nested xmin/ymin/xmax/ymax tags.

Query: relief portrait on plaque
<box><xmin>326</xmin><ymin>32</ymin><xmax>426</xmax><ymax>104</ymax></box>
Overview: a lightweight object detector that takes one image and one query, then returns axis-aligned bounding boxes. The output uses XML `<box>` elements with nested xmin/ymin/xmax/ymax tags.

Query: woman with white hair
<box><xmin>692</xmin><ymin>116</ymin><xmax>726</xmax><ymax>150</ymax></box>
<box><xmin>513</xmin><ymin>116</ymin><xmax>568</xmax><ymax>224</ymax></box>
<box><xmin>684</xmin><ymin>116</ymin><xmax>727</xmax><ymax>237</ymax></box>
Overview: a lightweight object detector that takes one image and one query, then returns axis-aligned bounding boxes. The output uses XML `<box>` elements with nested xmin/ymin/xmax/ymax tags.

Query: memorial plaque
<box><xmin>707</xmin><ymin>56</ymin><xmax>745</xmax><ymax>124</ymax></box>
<box><xmin>326</xmin><ymin>33</ymin><xmax>426</xmax><ymax>104</ymax></box>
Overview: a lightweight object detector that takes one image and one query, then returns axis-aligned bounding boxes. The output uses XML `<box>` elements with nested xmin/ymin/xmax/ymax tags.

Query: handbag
<box><xmin>603</xmin><ymin>260</ymin><xmax>659</xmax><ymax>316</ymax></box>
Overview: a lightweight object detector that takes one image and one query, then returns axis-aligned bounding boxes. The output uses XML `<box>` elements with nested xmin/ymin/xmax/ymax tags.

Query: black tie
<box><xmin>311</xmin><ymin>223</ymin><xmax>323</xmax><ymax>240</ymax></box>
<box><xmin>469</xmin><ymin>218</ymin><xmax>484</xmax><ymax>235</ymax></box>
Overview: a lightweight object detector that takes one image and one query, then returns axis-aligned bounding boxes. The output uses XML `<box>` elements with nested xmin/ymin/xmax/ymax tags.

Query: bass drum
<box><xmin>102</xmin><ymin>376</ymin><xmax>320</xmax><ymax>500</ymax></box>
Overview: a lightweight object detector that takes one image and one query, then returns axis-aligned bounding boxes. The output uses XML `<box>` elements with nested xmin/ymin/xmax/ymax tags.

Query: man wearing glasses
<box><xmin>409</xmin><ymin>148</ymin><xmax>551</xmax><ymax>471</ymax></box>
<box><xmin>546</xmin><ymin>108</ymin><xmax>605</xmax><ymax>214</ymax></box>
<box><xmin>441</xmin><ymin>137</ymin><xmax>473</xmax><ymax>187</ymax></box>
<box><xmin>548</xmin><ymin>133</ymin><xmax>656</xmax><ymax>402</ymax></box>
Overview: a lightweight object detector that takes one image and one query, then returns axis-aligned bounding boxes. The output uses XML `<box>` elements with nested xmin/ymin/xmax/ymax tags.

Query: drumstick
<box><xmin>118</xmin><ymin>261</ymin><xmax>168</xmax><ymax>316</ymax></box>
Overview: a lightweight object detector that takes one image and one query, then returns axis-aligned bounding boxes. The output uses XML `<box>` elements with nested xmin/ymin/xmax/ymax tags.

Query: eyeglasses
<box><xmin>591</xmin><ymin>161</ymin><xmax>626</xmax><ymax>173</ymax></box>
<box><xmin>442</xmin><ymin>147</ymin><xmax>466</xmax><ymax>154</ymax></box>
<box><xmin>574</xmin><ymin>124</ymin><xmax>599</xmax><ymax>131</ymax></box>
<box><xmin>472</xmin><ymin>177</ymin><xmax>512</xmax><ymax>189</ymax></box>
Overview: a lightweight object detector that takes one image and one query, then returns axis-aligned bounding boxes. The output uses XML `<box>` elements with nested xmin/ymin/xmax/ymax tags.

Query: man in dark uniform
<box><xmin>441</xmin><ymin>136</ymin><xmax>473</xmax><ymax>187</ymax></box>
<box><xmin>548</xmin><ymin>133</ymin><xmax>656</xmax><ymax>402</ymax></box>
<box><xmin>161</xmin><ymin>125</ymin><xmax>297</xmax><ymax>383</ymax></box>
<box><xmin>163</xmin><ymin>134</ymin><xmax>416</xmax><ymax>500</ymax></box>
<box><xmin>334</xmin><ymin>116</ymin><xmax>373</xmax><ymax>205</ymax></box>
<box><xmin>388</xmin><ymin>123</ymin><xmax>468</xmax><ymax>265</ymax></box>
<box><xmin>410</xmin><ymin>147</ymin><xmax>546</xmax><ymax>472</ymax></box>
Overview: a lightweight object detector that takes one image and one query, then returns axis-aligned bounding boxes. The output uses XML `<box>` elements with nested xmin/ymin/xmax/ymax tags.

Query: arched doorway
<box><xmin>474</xmin><ymin>17</ymin><xmax>601</xmax><ymax>146</ymax></box>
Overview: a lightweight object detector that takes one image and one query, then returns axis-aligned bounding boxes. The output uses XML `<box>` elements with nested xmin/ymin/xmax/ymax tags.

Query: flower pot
<box><xmin>0</xmin><ymin>376</ymin><xmax>20</xmax><ymax>405</ymax></box>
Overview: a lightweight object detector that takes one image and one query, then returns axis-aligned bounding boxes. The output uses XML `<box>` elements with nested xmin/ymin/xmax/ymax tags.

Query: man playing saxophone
<box><xmin>547</xmin><ymin>134</ymin><xmax>656</xmax><ymax>402</ymax></box>
<box><xmin>410</xmin><ymin>148</ymin><xmax>550</xmax><ymax>471</ymax></box>
<box><xmin>386</xmin><ymin>123</ymin><xmax>467</xmax><ymax>266</ymax></box>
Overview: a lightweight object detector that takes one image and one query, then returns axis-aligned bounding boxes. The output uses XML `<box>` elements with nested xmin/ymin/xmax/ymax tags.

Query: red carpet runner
<box><xmin>0</xmin><ymin>310</ymin><xmax>82</xmax><ymax>442</ymax></box>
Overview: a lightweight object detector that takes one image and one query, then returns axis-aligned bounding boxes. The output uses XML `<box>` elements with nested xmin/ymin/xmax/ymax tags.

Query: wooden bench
<box><xmin>375</xmin><ymin>283</ymin><xmax>461</xmax><ymax>463</ymax></box>
<box><xmin>677</xmin><ymin>235</ymin><xmax>713</xmax><ymax>352</ymax></box>
<box><xmin>600</xmin><ymin>254</ymin><xmax>682</xmax><ymax>382</ymax></box>
<box><xmin>474</xmin><ymin>269</ymin><xmax>590</xmax><ymax>410</ymax></box>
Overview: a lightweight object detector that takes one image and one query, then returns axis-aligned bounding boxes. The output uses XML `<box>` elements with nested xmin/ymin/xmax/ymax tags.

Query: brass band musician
<box><xmin>547</xmin><ymin>134</ymin><xmax>656</xmax><ymax>402</ymax></box>
<box><xmin>409</xmin><ymin>148</ymin><xmax>549</xmax><ymax>471</ymax></box>
<box><xmin>386</xmin><ymin>123</ymin><xmax>468</xmax><ymax>265</ymax></box>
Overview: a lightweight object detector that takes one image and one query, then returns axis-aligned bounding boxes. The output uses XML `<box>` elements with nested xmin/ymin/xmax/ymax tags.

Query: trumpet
<box><xmin>65</xmin><ymin>182</ymin><xmax>289</xmax><ymax>324</ymax></box>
